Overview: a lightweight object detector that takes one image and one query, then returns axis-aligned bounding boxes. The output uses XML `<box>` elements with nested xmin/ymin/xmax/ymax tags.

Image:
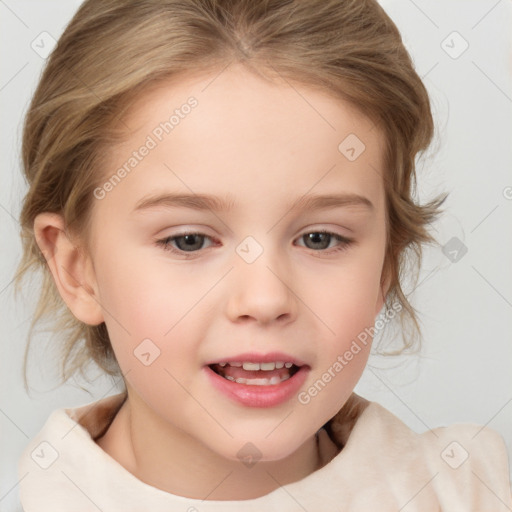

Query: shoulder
<box><xmin>417</xmin><ymin>418</ymin><xmax>512</xmax><ymax>509</ymax></box>
<box><xmin>18</xmin><ymin>393</ymin><xmax>127</xmax><ymax>511</ymax></box>
<box><xmin>327</xmin><ymin>394</ymin><xmax>512</xmax><ymax>509</ymax></box>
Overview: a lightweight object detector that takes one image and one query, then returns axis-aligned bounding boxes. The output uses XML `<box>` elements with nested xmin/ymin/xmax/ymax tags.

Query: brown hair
<box><xmin>15</xmin><ymin>0</ymin><xmax>448</xmax><ymax>384</ymax></box>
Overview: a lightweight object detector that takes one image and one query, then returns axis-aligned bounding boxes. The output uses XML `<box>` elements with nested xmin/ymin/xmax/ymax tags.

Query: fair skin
<box><xmin>34</xmin><ymin>64</ymin><xmax>390</xmax><ymax>500</ymax></box>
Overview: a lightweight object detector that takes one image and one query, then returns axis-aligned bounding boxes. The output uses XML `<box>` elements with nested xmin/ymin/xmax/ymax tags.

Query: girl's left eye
<box><xmin>295</xmin><ymin>230</ymin><xmax>354</xmax><ymax>253</ymax></box>
<box><xmin>155</xmin><ymin>230</ymin><xmax>354</xmax><ymax>257</ymax></box>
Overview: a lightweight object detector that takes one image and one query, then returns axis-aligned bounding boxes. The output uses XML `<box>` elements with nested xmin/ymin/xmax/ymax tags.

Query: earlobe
<box><xmin>33</xmin><ymin>212</ymin><xmax>104</xmax><ymax>326</ymax></box>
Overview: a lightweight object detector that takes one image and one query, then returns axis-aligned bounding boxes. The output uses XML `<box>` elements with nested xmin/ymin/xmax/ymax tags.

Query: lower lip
<box><xmin>205</xmin><ymin>365</ymin><xmax>309</xmax><ymax>408</ymax></box>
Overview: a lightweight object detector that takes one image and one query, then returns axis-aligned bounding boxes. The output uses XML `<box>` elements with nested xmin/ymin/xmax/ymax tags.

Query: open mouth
<box><xmin>208</xmin><ymin>361</ymin><xmax>301</xmax><ymax>386</ymax></box>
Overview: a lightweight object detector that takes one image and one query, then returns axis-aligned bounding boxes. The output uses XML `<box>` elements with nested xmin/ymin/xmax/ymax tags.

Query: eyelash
<box><xmin>155</xmin><ymin>230</ymin><xmax>354</xmax><ymax>257</ymax></box>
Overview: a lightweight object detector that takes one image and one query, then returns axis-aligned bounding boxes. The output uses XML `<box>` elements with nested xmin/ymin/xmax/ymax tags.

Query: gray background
<box><xmin>1</xmin><ymin>0</ymin><xmax>511</xmax><ymax>510</ymax></box>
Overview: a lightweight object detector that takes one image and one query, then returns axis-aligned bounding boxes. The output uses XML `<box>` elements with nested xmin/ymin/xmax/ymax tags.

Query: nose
<box><xmin>225</xmin><ymin>249</ymin><xmax>298</xmax><ymax>326</ymax></box>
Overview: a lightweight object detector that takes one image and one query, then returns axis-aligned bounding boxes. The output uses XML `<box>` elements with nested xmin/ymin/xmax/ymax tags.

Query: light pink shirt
<box><xmin>18</xmin><ymin>393</ymin><xmax>512</xmax><ymax>511</ymax></box>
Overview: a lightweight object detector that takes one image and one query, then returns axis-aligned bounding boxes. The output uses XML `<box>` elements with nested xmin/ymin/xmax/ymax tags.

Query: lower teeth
<box><xmin>224</xmin><ymin>374</ymin><xmax>291</xmax><ymax>386</ymax></box>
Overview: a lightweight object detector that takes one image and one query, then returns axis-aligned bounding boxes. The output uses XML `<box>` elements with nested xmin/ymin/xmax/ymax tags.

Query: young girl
<box><xmin>15</xmin><ymin>0</ymin><xmax>511</xmax><ymax>510</ymax></box>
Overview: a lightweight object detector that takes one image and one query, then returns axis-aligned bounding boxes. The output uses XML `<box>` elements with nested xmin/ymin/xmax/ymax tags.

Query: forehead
<box><xmin>100</xmin><ymin>64</ymin><xmax>386</xmax><ymax>216</ymax></box>
<box><xmin>120</xmin><ymin>63</ymin><xmax>383</xmax><ymax>146</ymax></box>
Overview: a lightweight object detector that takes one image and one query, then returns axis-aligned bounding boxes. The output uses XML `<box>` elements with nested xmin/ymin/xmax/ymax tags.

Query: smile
<box><xmin>208</xmin><ymin>361</ymin><xmax>300</xmax><ymax>386</ymax></box>
<box><xmin>204</xmin><ymin>353</ymin><xmax>309</xmax><ymax>407</ymax></box>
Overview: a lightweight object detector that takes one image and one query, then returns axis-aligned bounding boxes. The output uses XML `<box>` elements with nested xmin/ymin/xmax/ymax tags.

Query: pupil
<box><xmin>178</xmin><ymin>234</ymin><xmax>204</xmax><ymax>251</ymax></box>
<box><xmin>306</xmin><ymin>232</ymin><xmax>329</xmax><ymax>250</ymax></box>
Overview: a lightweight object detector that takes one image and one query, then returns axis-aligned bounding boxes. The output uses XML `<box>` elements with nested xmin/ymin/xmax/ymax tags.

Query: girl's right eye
<box><xmin>155</xmin><ymin>232</ymin><xmax>215</xmax><ymax>256</ymax></box>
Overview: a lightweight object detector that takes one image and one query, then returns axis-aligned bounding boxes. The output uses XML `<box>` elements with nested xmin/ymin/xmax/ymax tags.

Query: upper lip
<box><xmin>205</xmin><ymin>352</ymin><xmax>308</xmax><ymax>367</ymax></box>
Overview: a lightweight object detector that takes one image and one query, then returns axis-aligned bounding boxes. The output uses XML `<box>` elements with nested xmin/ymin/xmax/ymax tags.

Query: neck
<box><xmin>97</xmin><ymin>390</ymin><xmax>321</xmax><ymax>500</ymax></box>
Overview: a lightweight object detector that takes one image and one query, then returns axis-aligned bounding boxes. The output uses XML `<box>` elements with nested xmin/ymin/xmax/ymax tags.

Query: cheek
<box><xmin>94</xmin><ymin>253</ymin><xmax>208</xmax><ymax>415</ymax></box>
<box><xmin>92</xmin><ymin>244</ymin><xmax>211</xmax><ymax>382</ymax></box>
<box><xmin>94</xmin><ymin>243</ymin><xmax>203</xmax><ymax>334</ymax></box>
<box><xmin>311</xmin><ymin>256</ymin><xmax>384</xmax><ymax>341</ymax></box>
<box><xmin>299</xmin><ymin>251</ymin><xmax>383</xmax><ymax>414</ymax></box>
<box><xmin>300</xmin><ymin>288</ymin><xmax>376</xmax><ymax>425</ymax></box>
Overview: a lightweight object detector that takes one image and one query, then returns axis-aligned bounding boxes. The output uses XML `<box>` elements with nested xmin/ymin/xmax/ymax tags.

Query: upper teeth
<box><xmin>218</xmin><ymin>361</ymin><xmax>294</xmax><ymax>371</ymax></box>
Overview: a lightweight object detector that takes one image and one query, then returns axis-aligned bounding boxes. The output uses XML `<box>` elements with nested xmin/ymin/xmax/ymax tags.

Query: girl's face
<box><xmin>86</xmin><ymin>64</ymin><xmax>388</xmax><ymax>462</ymax></box>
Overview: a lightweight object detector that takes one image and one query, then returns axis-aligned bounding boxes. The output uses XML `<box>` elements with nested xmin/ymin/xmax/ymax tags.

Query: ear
<box><xmin>33</xmin><ymin>212</ymin><xmax>104</xmax><ymax>325</ymax></box>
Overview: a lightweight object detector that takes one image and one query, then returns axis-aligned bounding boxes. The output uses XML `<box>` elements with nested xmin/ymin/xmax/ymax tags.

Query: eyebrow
<box><xmin>133</xmin><ymin>192</ymin><xmax>374</xmax><ymax>213</ymax></box>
